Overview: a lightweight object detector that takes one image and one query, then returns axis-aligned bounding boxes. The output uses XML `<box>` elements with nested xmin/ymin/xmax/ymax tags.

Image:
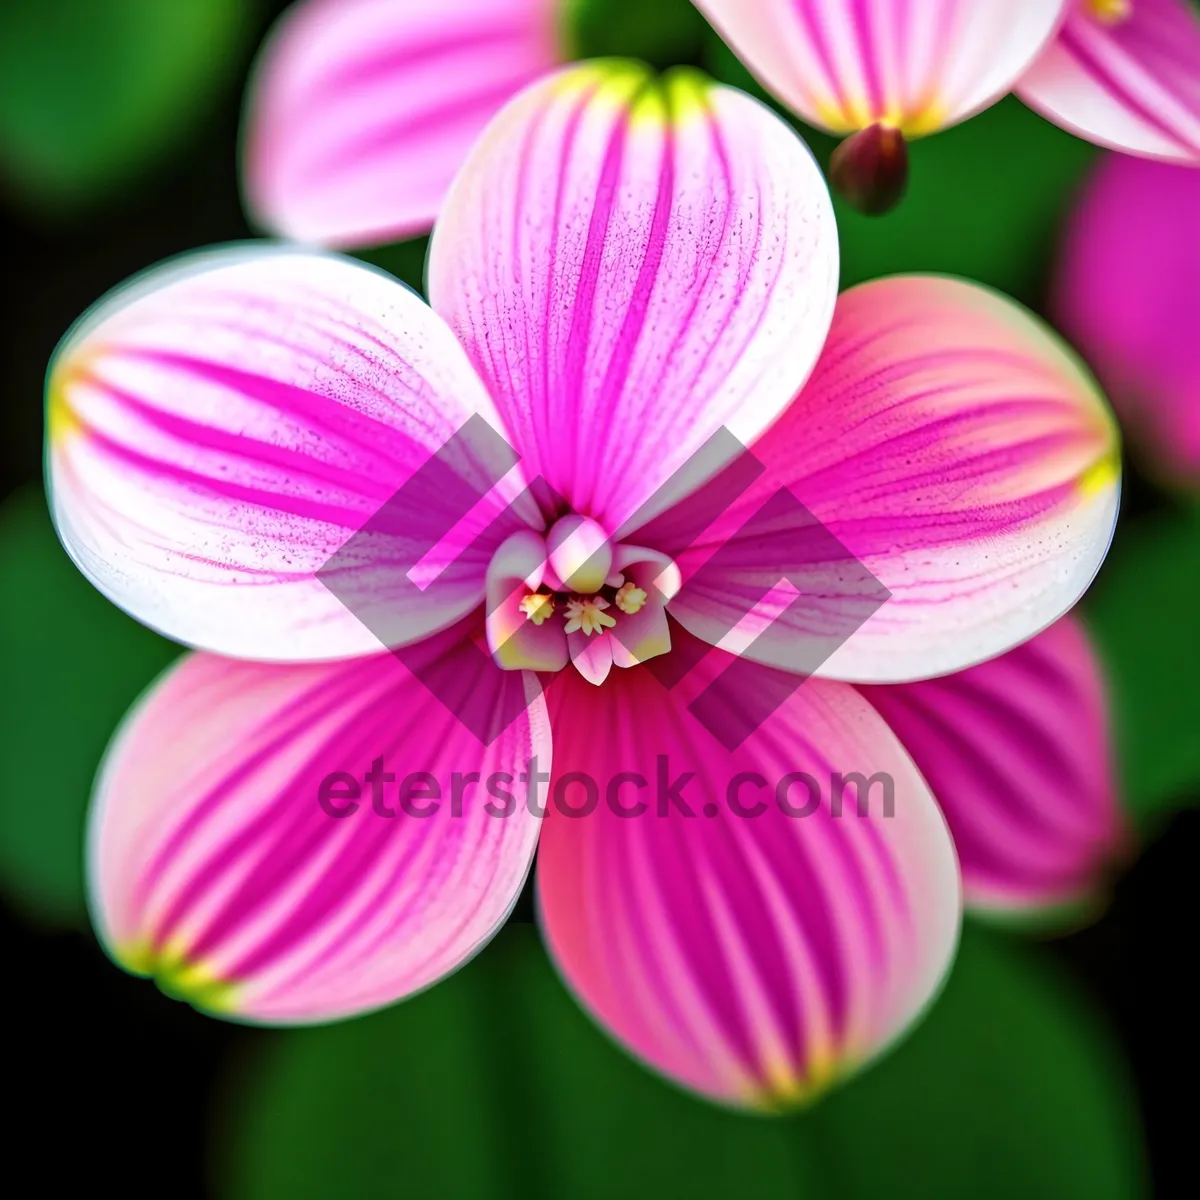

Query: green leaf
<box><xmin>221</xmin><ymin>925</ymin><xmax>1144</xmax><ymax>1200</ymax></box>
<box><xmin>705</xmin><ymin>39</ymin><xmax>1097</xmax><ymax>308</ymax></box>
<box><xmin>219</xmin><ymin>926</ymin><xmax>827</xmax><ymax>1200</ymax></box>
<box><xmin>1083</xmin><ymin>502</ymin><xmax>1200</xmax><ymax>825</ymax></box>
<box><xmin>0</xmin><ymin>0</ymin><xmax>255</xmax><ymax>208</ymax></box>
<box><xmin>0</xmin><ymin>486</ymin><xmax>179</xmax><ymax>924</ymax></box>
<box><xmin>812</xmin><ymin>924</ymin><xmax>1146</xmax><ymax>1200</ymax></box>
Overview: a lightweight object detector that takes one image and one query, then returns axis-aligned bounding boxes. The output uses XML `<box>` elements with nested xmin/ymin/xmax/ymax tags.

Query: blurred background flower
<box><xmin>2</xmin><ymin>0</ymin><xmax>1198</xmax><ymax>1196</ymax></box>
<box><xmin>241</xmin><ymin>0</ymin><xmax>568</xmax><ymax>246</ymax></box>
<box><xmin>1054</xmin><ymin>154</ymin><xmax>1200</xmax><ymax>489</ymax></box>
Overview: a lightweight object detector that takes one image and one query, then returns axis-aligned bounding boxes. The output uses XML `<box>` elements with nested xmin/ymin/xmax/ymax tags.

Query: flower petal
<box><xmin>428</xmin><ymin>61</ymin><xmax>839</xmax><ymax>534</ymax></box>
<box><xmin>695</xmin><ymin>0</ymin><xmax>1068</xmax><ymax>136</ymax></box>
<box><xmin>1054</xmin><ymin>152</ymin><xmax>1200</xmax><ymax>485</ymax></box>
<box><xmin>536</xmin><ymin>638</ymin><xmax>960</xmax><ymax>1109</ymax></box>
<box><xmin>609</xmin><ymin>600</ymin><xmax>672</xmax><ymax>670</ymax></box>
<box><xmin>1016</xmin><ymin>0</ymin><xmax>1200</xmax><ymax>163</ymax></box>
<box><xmin>242</xmin><ymin>0</ymin><xmax>565</xmax><ymax>246</ymax></box>
<box><xmin>666</xmin><ymin>276</ymin><xmax>1121</xmax><ymax>683</ymax></box>
<box><xmin>485</xmin><ymin>530</ymin><xmax>570</xmax><ymax>672</ymax></box>
<box><xmin>89</xmin><ymin>624</ymin><xmax>549</xmax><ymax>1022</ymax></box>
<box><xmin>860</xmin><ymin>616</ymin><xmax>1127</xmax><ymax>914</ymax></box>
<box><xmin>47</xmin><ymin>245</ymin><xmax>536</xmax><ymax>661</ymax></box>
<box><xmin>567</xmin><ymin>627</ymin><xmax>615</xmax><ymax>686</ymax></box>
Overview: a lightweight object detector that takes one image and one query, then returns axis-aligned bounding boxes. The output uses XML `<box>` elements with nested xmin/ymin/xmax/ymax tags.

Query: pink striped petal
<box><xmin>242</xmin><ymin>0</ymin><xmax>566</xmax><ymax>247</ymax></box>
<box><xmin>667</xmin><ymin>276</ymin><xmax>1121</xmax><ymax>684</ymax></box>
<box><xmin>695</xmin><ymin>0</ymin><xmax>1068</xmax><ymax>136</ymax></box>
<box><xmin>1054</xmin><ymin>153</ymin><xmax>1200</xmax><ymax>484</ymax></box>
<box><xmin>90</xmin><ymin>628</ymin><xmax>549</xmax><ymax>1022</ymax></box>
<box><xmin>860</xmin><ymin>616</ymin><xmax>1127</xmax><ymax>913</ymax></box>
<box><xmin>428</xmin><ymin>61</ymin><xmax>839</xmax><ymax>535</ymax></box>
<box><xmin>1017</xmin><ymin>0</ymin><xmax>1200</xmax><ymax>163</ymax></box>
<box><xmin>47</xmin><ymin>246</ymin><xmax>535</xmax><ymax>662</ymax></box>
<box><xmin>537</xmin><ymin>640</ymin><xmax>960</xmax><ymax>1109</ymax></box>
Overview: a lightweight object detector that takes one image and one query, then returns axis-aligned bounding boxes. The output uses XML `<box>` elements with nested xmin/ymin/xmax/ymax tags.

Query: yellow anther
<box><xmin>615</xmin><ymin>582</ymin><xmax>648</xmax><ymax>615</ymax></box>
<box><xmin>1087</xmin><ymin>0</ymin><xmax>1131</xmax><ymax>24</ymax></box>
<box><xmin>519</xmin><ymin>593</ymin><xmax>555</xmax><ymax>626</ymax></box>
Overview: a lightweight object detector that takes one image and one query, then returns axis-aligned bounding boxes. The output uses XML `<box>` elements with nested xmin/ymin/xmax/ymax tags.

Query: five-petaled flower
<box><xmin>48</xmin><ymin>62</ymin><xmax>1125</xmax><ymax>1109</ymax></box>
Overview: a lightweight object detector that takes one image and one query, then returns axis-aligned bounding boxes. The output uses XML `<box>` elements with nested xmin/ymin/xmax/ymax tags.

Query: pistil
<box><xmin>563</xmin><ymin>596</ymin><xmax>616</xmax><ymax>636</ymax></box>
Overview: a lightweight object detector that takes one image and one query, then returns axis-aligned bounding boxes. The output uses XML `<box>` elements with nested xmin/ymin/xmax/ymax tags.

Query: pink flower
<box><xmin>48</xmin><ymin>63</ymin><xmax>1123</xmax><ymax>1108</ymax></box>
<box><xmin>860</xmin><ymin>616</ymin><xmax>1127</xmax><ymax>916</ymax></box>
<box><xmin>244</xmin><ymin>1</ymin><xmax>1200</xmax><ymax>242</ymax></box>
<box><xmin>696</xmin><ymin>0</ymin><xmax>1070</xmax><ymax>140</ymax></box>
<box><xmin>698</xmin><ymin>0</ymin><xmax>1200</xmax><ymax>197</ymax></box>
<box><xmin>1017</xmin><ymin>0</ymin><xmax>1200</xmax><ymax>163</ymax></box>
<box><xmin>242</xmin><ymin>0</ymin><xmax>568</xmax><ymax>247</ymax></box>
<box><xmin>1054</xmin><ymin>152</ymin><xmax>1200</xmax><ymax>487</ymax></box>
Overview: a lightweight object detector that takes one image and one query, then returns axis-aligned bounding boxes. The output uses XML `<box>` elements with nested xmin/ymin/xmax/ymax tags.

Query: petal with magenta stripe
<box><xmin>667</xmin><ymin>275</ymin><xmax>1121</xmax><ymax>683</ymax></box>
<box><xmin>537</xmin><ymin>636</ymin><xmax>960</xmax><ymax>1109</ymax></box>
<box><xmin>695</xmin><ymin>0</ymin><xmax>1068</xmax><ymax>137</ymax></box>
<box><xmin>89</xmin><ymin>624</ymin><xmax>549</xmax><ymax>1022</ymax></box>
<box><xmin>861</xmin><ymin>616</ymin><xmax>1128</xmax><ymax>914</ymax></box>
<box><xmin>1017</xmin><ymin>0</ymin><xmax>1200</xmax><ymax>163</ymax></box>
<box><xmin>47</xmin><ymin>246</ymin><xmax>535</xmax><ymax>661</ymax></box>
<box><xmin>428</xmin><ymin>61</ymin><xmax>838</xmax><ymax>534</ymax></box>
<box><xmin>242</xmin><ymin>0</ymin><xmax>566</xmax><ymax>246</ymax></box>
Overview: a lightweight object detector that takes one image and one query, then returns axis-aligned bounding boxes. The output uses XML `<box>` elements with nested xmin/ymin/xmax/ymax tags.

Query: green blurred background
<box><xmin>1</xmin><ymin>0</ymin><xmax>1196</xmax><ymax>1196</ymax></box>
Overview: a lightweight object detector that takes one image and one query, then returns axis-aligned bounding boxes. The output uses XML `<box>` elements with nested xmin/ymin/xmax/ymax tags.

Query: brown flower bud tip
<box><xmin>829</xmin><ymin>123</ymin><xmax>909</xmax><ymax>217</ymax></box>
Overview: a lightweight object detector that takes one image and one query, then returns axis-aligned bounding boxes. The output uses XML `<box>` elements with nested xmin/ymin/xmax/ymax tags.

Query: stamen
<box><xmin>563</xmin><ymin>596</ymin><xmax>616</xmax><ymax>636</ymax></box>
<box><xmin>615</xmin><ymin>582</ymin><xmax>648</xmax><ymax>615</ymax></box>
<box><xmin>519</xmin><ymin>593</ymin><xmax>555</xmax><ymax>626</ymax></box>
<box><xmin>1087</xmin><ymin>0</ymin><xmax>1131</xmax><ymax>24</ymax></box>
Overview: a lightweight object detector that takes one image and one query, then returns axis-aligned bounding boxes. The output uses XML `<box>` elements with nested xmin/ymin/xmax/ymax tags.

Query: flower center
<box><xmin>521</xmin><ymin>516</ymin><xmax>652</xmax><ymax>641</ymax></box>
<box><xmin>1086</xmin><ymin>0</ymin><xmax>1132</xmax><ymax>24</ymax></box>
<box><xmin>485</xmin><ymin>516</ymin><xmax>681</xmax><ymax>685</ymax></box>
